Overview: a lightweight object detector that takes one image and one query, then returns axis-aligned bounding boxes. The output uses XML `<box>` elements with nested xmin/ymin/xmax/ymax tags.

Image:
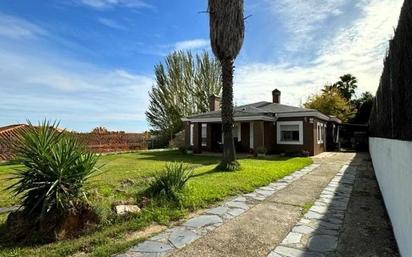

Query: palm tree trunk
<box><xmin>220</xmin><ymin>58</ymin><xmax>236</xmax><ymax>167</ymax></box>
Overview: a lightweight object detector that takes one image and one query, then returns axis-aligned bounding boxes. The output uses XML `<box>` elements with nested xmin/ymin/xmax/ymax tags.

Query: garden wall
<box><xmin>0</xmin><ymin>125</ymin><xmax>149</xmax><ymax>160</ymax></box>
<box><xmin>369</xmin><ymin>0</ymin><xmax>412</xmax><ymax>256</ymax></box>
<box><xmin>75</xmin><ymin>132</ymin><xmax>149</xmax><ymax>153</ymax></box>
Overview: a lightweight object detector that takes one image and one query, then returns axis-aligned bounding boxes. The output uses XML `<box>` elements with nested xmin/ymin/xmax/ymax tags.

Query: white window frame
<box><xmin>201</xmin><ymin>124</ymin><xmax>207</xmax><ymax>146</ymax></box>
<box><xmin>276</xmin><ymin>121</ymin><xmax>303</xmax><ymax>145</ymax></box>
<box><xmin>190</xmin><ymin>124</ymin><xmax>194</xmax><ymax>146</ymax></box>
<box><xmin>317</xmin><ymin>122</ymin><xmax>324</xmax><ymax>144</ymax></box>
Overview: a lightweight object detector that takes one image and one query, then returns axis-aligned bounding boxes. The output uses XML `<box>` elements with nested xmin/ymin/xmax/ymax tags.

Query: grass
<box><xmin>0</xmin><ymin>150</ymin><xmax>312</xmax><ymax>257</ymax></box>
<box><xmin>302</xmin><ymin>202</ymin><xmax>314</xmax><ymax>214</ymax></box>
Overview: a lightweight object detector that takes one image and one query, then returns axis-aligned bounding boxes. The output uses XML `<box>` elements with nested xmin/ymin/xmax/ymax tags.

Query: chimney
<box><xmin>209</xmin><ymin>95</ymin><xmax>221</xmax><ymax>111</ymax></box>
<box><xmin>272</xmin><ymin>89</ymin><xmax>281</xmax><ymax>104</ymax></box>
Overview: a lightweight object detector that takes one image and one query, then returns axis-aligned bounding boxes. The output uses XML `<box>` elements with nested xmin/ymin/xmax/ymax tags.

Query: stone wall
<box><xmin>369</xmin><ymin>1</ymin><xmax>412</xmax><ymax>256</ymax></box>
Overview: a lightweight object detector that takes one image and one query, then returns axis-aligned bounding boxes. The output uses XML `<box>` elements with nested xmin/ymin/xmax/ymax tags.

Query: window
<box><xmin>201</xmin><ymin>124</ymin><xmax>207</xmax><ymax>146</ymax></box>
<box><xmin>277</xmin><ymin>121</ymin><xmax>303</xmax><ymax>145</ymax></box>
<box><xmin>317</xmin><ymin>122</ymin><xmax>324</xmax><ymax>144</ymax></box>
<box><xmin>190</xmin><ymin>124</ymin><xmax>194</xmax><ymax>146</ymax></box>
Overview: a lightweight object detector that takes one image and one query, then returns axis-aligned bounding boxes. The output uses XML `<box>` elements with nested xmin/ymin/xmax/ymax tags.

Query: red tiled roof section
<box><xmin>0</xmin><ymin>124</ymin><xmax>28</xmax><ymax>161</ymax></box>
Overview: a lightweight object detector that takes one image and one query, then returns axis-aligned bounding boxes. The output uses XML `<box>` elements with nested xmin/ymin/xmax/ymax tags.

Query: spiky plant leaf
<box><xmin>146</xmin><ymin>162</ymin><xmax>193</xmax><ymax>202</ymax></box>
<box><xmin>8</xmin><ymin>121</ymin><xmax>99</xmax><ymax>221</ymax></box>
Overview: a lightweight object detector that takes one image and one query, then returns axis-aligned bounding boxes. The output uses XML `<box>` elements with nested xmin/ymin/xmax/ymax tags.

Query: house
<box><xmin>182</xmin><ymin>89</ymin><xmax>341</xmax><ymax>156</ymax></box>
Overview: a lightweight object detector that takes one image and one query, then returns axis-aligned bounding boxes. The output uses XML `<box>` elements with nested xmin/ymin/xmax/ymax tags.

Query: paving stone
<box><xmin>260</xmin><ymin>186</ymin><xmax>276</xmax><ymax>191</ymax></box>
<box><xmin>315</xmin><ymin>228</ymin><xmax>339</xmax><ymax>236</ymax></box>
<box><xmin>207</xmin><ymin>206</ymin><xmax>229</xmax><ymax>216</ymax></box>
<box><xmin>274</xmin><ymin>246</ymin><xmax>321</xmax><ymax>257</ymax></box>
<box><xmin>168</xmin><ymin>228</ymin><xmax>200</xmax><ymax>249</ymax></box>
<box><xmin>310</xmin><ymin>205</ymin><xmax>328</xmax><ymax>214</ymax></box>
<box><xmin>255</xmin><ymin>189</ymin><xmax>275</xmax><ymax>197</ymax></box>
<box><xmin>226</xmin><ymin>201</ymin><xmax>249</xmax><ymax>210</ymax></box>
<box><xmin>267</xmin><ymin>252</ymin><xmax>282</xmax><ymax>257</ymax></box>
<box><xmin>150</xmin><ymin>232</ymin><xmax>170</xmax><ymax>243</ymax></box>
<box><xmin>317</xmin><ymin>220</ymin><xmax>341</xmax><ymax>230</ymax></box>
<box><xmin>298</xmin><ymin>218</ymin><xmax>311</xmax><ymax>225</ymax></box>
<box><xmin>245</xmin><ymin>193</ymin><xmax>266</xmax><ymax>201</ymax></box>
<box><xmin>131</xmin><ymin>241</ymin><xmax>173</xmax><ymax>253</ymax></box>
<box><xmin>232</xmin><ymin>196</ymin><xmax>247</xmax><ymax>202</ymax></box>
<box><xmin>307</xmin><ymin>235</ymin><xmax>338</xmax><ymax>252</ymax></box>
<box><xmin>281</xmin><ymin>232</ymin><xmax>302</xmax><ymax>245</ymax></box>
<box><xmin>227</xmin><ymin>207</ymin><xmax>246</xmax><ymax>217</ymax></box>
<box><xmin>135</xmin><ymin>252</ymin><xmax>168</xmax><ymax>257</ymax></box>
<box><xmin>304</xmin><ymin>211</ymin><xmax>324</xmax><ymax>220</ymax></box>
<box><xmin>184</xmin><ymin>215</ymin><xmax>223</xmax><ymax>228</ymax></box>
<box><xmin>292</xmin><ymin>225</ymin><xmax>316</xmax><ymax>235</ymax></box>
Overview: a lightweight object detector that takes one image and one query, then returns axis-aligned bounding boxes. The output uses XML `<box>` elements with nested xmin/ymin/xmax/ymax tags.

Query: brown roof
<box><xmin>0</xmin><ymin>124</ymin><xmax>27</xmax><ymax>134</ymax></box>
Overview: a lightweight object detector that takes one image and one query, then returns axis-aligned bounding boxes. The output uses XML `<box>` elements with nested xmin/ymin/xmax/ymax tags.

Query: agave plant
<box><xmin>8</xmin><ymin>121</ymin><xmax>99</xmax><ymax>221</ymax></box>
<box><xmin>146</xmin><ymin>162</ymin><xmax>193</xmax><ymax>201</ymax></box>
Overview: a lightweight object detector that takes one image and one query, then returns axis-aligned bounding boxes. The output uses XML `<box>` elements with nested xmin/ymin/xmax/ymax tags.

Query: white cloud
<box><xmin>0</xmin><ymin>12</ymin><xmax>46</xmax><ymax>39</ymax></box>
<box><xmin>77</xmin><ymin>0</ymin><xmax>151</xmax><ymax>9</ymax></box>
<box><xmin>97</xmin><ymin>17</ymin><xmax>126</xmax><ymax>30</ymax></box>
<box><xmin>0</xmin><ymin>43</ymin><xmax>153</xmax><ymax>131</ymax></box>
<box><xmin>235</xmin><ymin>0</ymin><xmax>403</xmax><ymax>106</ymax></box>
<box><xmin>174</xmin><ymin>39</ymin><xmax>209</xmax><ymax>51</ymax></box>
<box><xmin>266</xmin><ymin>0</ymin><xmax>346</xmax><ymax>51</ymax></box>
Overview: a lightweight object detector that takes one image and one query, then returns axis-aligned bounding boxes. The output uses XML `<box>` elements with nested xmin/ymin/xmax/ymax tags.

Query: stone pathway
<box><xmin>118</xmin><ymin>163</ymin><xmax>321</xmax><ymax>257</ymax></box>
<box><xmin>118</xmin><ymin>153</ymin><xmax>355</xmax><ymax>257</ymax></box>
<box><xmin>268</xmin><ymin>164</ymin><xmax>356</xmax><ymax>256</ymax></box>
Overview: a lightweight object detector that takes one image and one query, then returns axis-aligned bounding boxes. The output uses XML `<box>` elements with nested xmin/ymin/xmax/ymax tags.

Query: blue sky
<box><xmin>0</xmin><ymin>0</ymin><xmax>404</xmax><ymax>132</ymax></box>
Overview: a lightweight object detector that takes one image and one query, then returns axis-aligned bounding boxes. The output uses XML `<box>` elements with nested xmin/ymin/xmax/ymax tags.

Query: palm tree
<box><xmin>208</xmin><ymin>0</ymin><xmax>245</xmax><ymax>170</ymax></box>
<box><xmin>333</xmin><ymin>74</ymin><xmax>358</xmax><ymax>101</ymax></box>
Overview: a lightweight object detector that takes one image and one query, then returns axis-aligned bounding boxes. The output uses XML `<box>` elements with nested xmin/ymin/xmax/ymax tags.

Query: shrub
<box><xmin>146</xmin><ymin>162</ymin><xmax>193</xmax><ymax>202</ymax></box>
<box><xmin>256</xmin><ymin>146</ymin><xmax>268</xmax><ymax>155</ymax></box>
<box><xmin>8</xmin><ymin>121</ymin><xmax>100</xmax><ymax>223</ymax></box>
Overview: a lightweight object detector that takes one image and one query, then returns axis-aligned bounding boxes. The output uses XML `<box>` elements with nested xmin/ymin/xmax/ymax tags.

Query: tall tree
<box><xmin>333</xmin><ymin>74</ymin><xmax>358</xmax><ymax>101</ymax></box>
<box><xmin>351</xmin><ymin>91</ymin><xmax>374</xmax><ymax>124</ymax></box>
<box><xmin>146</xmin><ymin>51</ymin><xmax>221</xmax><ymax>141</ymax></box>
<box><xmin>209</xmin><ymin>0</ymin><xmax>245</xmax><ymax>170</ymax></box>
<box><xmin>304</xmin><ymin>87</ymin><xmax>355</xmax><ymax>122</ymax></box>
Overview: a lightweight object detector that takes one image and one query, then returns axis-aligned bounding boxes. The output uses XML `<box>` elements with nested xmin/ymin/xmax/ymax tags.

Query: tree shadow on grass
<box><xmin>135</xmin><ymin>150</ymin><xmax>221</xmax><ymax>166</ymax></box>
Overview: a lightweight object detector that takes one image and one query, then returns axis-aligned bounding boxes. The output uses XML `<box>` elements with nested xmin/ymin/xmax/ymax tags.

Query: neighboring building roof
<box><xmin>0</xmin><ymin>124</ymin><xmax>27</xmax><ymax>134</ymax></box>
<box><xmin>182</xmin><ymin>101</ymin><xmax>336</xmax><ymax>122</ymax></box>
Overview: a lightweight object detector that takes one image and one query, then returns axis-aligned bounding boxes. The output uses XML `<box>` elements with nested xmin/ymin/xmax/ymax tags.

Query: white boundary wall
<box><xmin>369</xmin><ymin>137</ymin><xmax>412</xmax><ymax>257</ymax></box>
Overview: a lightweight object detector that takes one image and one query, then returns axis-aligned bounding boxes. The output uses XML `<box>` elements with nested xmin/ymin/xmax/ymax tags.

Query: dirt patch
<box><xmin>124</xmin><ymin>223</ymin><xmax>167</xmax><ymax>241</ymax></box>
<box><xmin>334</xmin><ymin>155</ymin><xmax>400</xmax><ymax>257</ymax></box>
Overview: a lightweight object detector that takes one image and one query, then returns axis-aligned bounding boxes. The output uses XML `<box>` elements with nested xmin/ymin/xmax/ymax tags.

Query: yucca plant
<box><xmin>146</xmin><ymin>162</ymin><xmax>193</xmax><ymax>202</ymax></box>
<box><xmin>8</xmin><ymin>121</ymin><xmax>99</xmax><ymax>221</ymax></box>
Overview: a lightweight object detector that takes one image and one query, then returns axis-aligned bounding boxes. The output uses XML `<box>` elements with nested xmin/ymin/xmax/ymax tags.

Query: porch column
<box><xmin>249</xmin><ymin>122</ymin><xmax>254</xmax><ymax>150</ymax></box>
<box><xmin>253</xmin><ymin>121</ymin><xmax>265</xmax><ymax>150</ymax></box>
<box><xmin>192</xmin><ymin>123</ymin><xmax>201</xmax><ymax>153</ymax></box>
<box><xmin>185</xmin><ymin>122</ymin><xmax>191</xmax><ymax>148</ymax></box>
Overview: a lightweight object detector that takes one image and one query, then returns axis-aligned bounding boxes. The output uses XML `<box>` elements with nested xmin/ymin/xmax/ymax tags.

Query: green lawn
<box><xmin>0</xmin><ymin>150</ymin><xmax>312</xmax><ymax>257</ymax></box>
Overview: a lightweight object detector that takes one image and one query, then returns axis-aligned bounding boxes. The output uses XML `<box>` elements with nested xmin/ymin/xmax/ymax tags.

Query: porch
<box><xmin>186</xmin><ymin>121</ymin><xmax>261</xmax><ymax>154</ymax></box>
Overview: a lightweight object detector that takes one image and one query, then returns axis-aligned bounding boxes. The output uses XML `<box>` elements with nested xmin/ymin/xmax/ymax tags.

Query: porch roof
<box><xmin>182</xmin><ymin>101</ymin><xmax>334</xmax><ymax>123</ymax></box>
